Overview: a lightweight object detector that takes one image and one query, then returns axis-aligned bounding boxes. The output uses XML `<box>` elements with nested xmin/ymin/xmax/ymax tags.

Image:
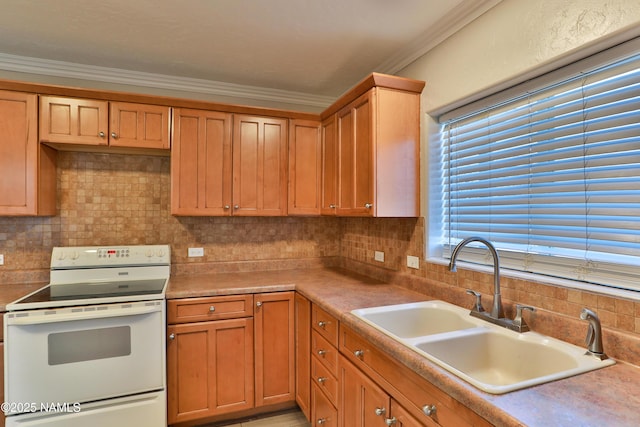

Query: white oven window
<box><xmin>48</xmin><ymin>326</ymin><xmax>132</xmax><ymax>365</ymax></box>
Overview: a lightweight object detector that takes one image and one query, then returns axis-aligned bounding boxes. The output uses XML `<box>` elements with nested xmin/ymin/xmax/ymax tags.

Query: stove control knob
<box><xmin>145</xmin><ymin>249</ymin><xmax>154</xmax><ymax>257</ymax></box>
<box><xmin>70</xmin><ymin>251</ymin><xmax>80</xmax><ymax>260</ymax></box>
<box><xmin>156</xmin><ymin>248</ymin><xmax>166</xmax><ymax>257</ymax></box>
<box><xmin>57</xmin><ymin>251</ymin><xmax>66</xmax><ymax>260</ymax></box>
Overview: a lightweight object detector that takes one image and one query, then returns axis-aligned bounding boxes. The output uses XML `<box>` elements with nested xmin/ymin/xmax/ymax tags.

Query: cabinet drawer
<box><xmin>311</xmin><ymin>357</ymin><xmax>338</xmax><ymax>406</ymax></box>
<box><xmin>311</xmin><ymin>383</ymin><xmax>338</xmax><ymax>427</ymax></box>
<box><xmin>168</xmin><ymin>295</ymin><xmax>254</xmax><ymax>323</ymax></box>
<box><xmin>311</xmin><ymin>330</ymin><xmax>338</xmax><ymax>376</ymax></box>
<box><xmin>311</xmin><ymin>304</ymin><xmax>339</xmax><ymax>347</ymax></box>
<box><xmin>340</xmin><ymin>326</ymin><xmax>491</xmax><ymax>427</ymax></box>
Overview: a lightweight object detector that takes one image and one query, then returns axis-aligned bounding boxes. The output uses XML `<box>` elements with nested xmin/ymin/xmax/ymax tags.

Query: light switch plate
<box><xmin>188</xmin><ymin>247</ymin><xmax>204</xmax><ymax>257</ymax></box>
<box><xmin>374</xmin><ymin>251</ymin><xmax>385</xmax><ymax>262</ymax></box>
<box><xmin>407</xmin><ymin>255</ymin><xmax>420</xmax><ymax>269</ymax></box>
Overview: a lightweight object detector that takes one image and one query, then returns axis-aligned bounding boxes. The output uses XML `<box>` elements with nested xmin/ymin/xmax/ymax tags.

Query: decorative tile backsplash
<box><xmin>1</xmin><ymin>151</ymin><xmax>639</xmax><ymax>344</ymax></box>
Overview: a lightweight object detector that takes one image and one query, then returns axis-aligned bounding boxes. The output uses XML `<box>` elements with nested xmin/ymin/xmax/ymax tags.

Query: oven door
<box><xmin>4</xmin><ymin>300</ymin><xmax>165</xmax><ymax>414</ymax></box>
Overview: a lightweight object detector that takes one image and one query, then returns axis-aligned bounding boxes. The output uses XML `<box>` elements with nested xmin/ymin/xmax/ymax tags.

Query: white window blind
<box><xmin>440</xmin><ymin>42</ymin><xmax>640</xmax><ymax>292</ymax></box>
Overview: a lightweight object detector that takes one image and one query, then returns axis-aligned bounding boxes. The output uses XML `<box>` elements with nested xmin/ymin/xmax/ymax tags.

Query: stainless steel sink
<box><xmin>352</xmin><ymin>301</ymin><xmax>615</xmax><ymax>394</ymax></box>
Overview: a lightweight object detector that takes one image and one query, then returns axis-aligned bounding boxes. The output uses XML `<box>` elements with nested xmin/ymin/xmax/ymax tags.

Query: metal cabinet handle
<box><xmin>317</xmin><ymin>419</ymin><xmax>326</xmax><ymax>425</ymax></box>
<box><xmin>111</xmin><ymin>132</ymin><xmax>118</xmax><ymax>139</ymax></box>
<box><xmin>385</xmin><ymin>417</ymin><xmax>397</xmax><ymax>426</ymax></box>
<box><xmin>317</xmin><ymin>320</ymin><xmax>327</xmax><ymax>328</ymax></box>
<box><xmin>317</xmin><ymin>349</ymin><xmax>327</xmax><ymax>356</ymax></box>
<box><xmin>422</xmin><ymin>404</ymin><xmax>437</xmax><ymax>417</ymax></box>
<box><xmin>234</xmin><ymin>204</ymin><xmax>239</xmax><ymax>209</ymax></box>
<box><xmin>375</xmin><ymin>407</ymin><xmax>386</xmax><ymax>416</ymax></box>
<box><xmin>317</xmin><ymin>377</ymin><xmax>327</xmax><ymax>384</ymax></box>
<box><xmin>224</xmin><ymin>205</ymin><xmax>230</xmax><ymax>209</ymax></box>
<box><xmin>354</xmin><ymin>349</ymin><xmax>364</xmax><ymax>358</ymax></box>
<box><xmin>364</xmin><ymin>203</ymin><xmax>373</xmax><ymax>209</ymax></box>
<box><xmin>256</xmin><ymin>301</ymin><xmax>263</xmax><ymax>307</ymax></box>
<box><xmin>98</xmin><ymin>131</ymin><xmax>105</xmax><ymax>138</ymax></box>
<box><xmin>329</xmin><ymin>204</ymin><xmax>336</xmax><ymax>209</ymax></box>
<box><xmin>169</xmin><ymin>333</ymin><xmax>175</xmax><ymax>340</ymax></box>
<box><xmin>209</xmin><ymin>306</ymin><xmax>215</xmax><ymax>312</ymax></box>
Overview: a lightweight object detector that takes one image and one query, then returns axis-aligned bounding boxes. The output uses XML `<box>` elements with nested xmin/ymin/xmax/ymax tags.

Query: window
<box><xmin>436</xmin><ymin>38</ymin><xmax>640</xmax><ymax>292</ymax></box>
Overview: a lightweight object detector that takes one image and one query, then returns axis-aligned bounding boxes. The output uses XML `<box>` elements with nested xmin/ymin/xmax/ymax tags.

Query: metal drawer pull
<box><xmin>354</xmin><ymin>349</ymin><xmax>364</xmax><ymax>358</ymax></box>
<box><xmin>317</xmin><ymin>349</ymin><xmax>327</xmax><ymax>356</ymax></box>
<box><xmin>209</xmin><ymin>306</ymin><xmax>215</xmax><ymax>312</ymax></box>
<box><xmin>375</xmin><ymin>407</ymin><xmax>386</xmax><ymax>416</ymax></box>
<box><xmin>365</xmin><ymin>203</ymin><xmax>373</xmax><ymax>209</ymax></box>
<box><xmin>111</xmin><ymin>132</ymin><xmax>118</xmax><ymax>139</ymax></box>
<box><xmin>317</xmin><ymin>320</ymin><xmax>327</xmax><ymax>328</ymax></box>
<box><xmin>385</xmin><ymin>417</ymin><xmax>397</xmax><ymax>426</ymax></box>
<box><xmin>98</xmin><ymin>131</ymin><xmax>105</xmax><ymax>138</ymax></box>
<box><xmin>423</xmin><ymin>404</ymin><xmax>437</xmax><ymax>417</ymax></box>
<box><xmin>317</xmin><ymin>377</ymin><xmax>327</xmax><ymax>384</ymax></box>
<box><xmin>256</xmin><ymin>301</ymin><xmax>263</xmax><ymax>307</ymax></box>
<box><xmin>317</xmin><ymin>418</ymin><xmax>326</xmax><ymax>425</ymax></box>
<box><xmin>169</xmin><ymin>333</ymin><xmax>175</xmax><ymax>340</ymax></box>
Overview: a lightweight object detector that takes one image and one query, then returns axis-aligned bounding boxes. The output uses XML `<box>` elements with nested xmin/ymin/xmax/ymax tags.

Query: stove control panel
<box><xmin>51</xmin><ymin>245</ymin><xmax>171</xmax><ymax>269</ymax></box>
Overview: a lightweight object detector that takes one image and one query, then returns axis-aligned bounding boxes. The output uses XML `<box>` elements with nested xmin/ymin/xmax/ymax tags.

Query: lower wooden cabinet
<box><xmin>254</xmin><ymin>291</ymin><xmax>295</xmax><ymax>407</ymax></box>
<box><xmin>294</xmin><ymin>293</ymin><xmax>312</xmax><ymax>419</ymax></box>
<box><xmin>167</xmin><ymin>292</ymin><xmax>295</xmax><ymax>425</ymax></box>
<box><xmin>166</xmin><ymin>317</ymin><xmax>254</xmax><ymax>424</ymax></box>
<box><xmin>339</xmin><ymin>355</ymin><xmax>424</xmax><ymax>427</ymax></box>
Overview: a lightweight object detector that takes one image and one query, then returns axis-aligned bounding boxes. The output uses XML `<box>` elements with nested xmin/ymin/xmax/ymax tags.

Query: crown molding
<box><xmin>376</xmin><ymin>0</ymin><xmax>503</xmax><ymax>74</ymax></box>
<box><xmin>0</xmin><ymin>52</ymin><xmax>335</xmax><ymax>109</ymax></box>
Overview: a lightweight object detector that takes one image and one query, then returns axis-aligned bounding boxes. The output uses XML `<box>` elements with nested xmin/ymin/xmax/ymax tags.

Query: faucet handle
<box><xmin>466</xmin><ymin>289</ymin><xmax>485</xmax><ymax>313</ymax></box>
<box><xmin>512</xmin><ymin>304</ymin><xmax>535</xmax><ymax>331</ymax></box>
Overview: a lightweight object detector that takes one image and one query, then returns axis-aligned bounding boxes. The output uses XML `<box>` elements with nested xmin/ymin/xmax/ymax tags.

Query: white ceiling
<box><xmin>0</xmin><ymin>0</ymin><xmax>498</xmax><ymax>109</ymax></box>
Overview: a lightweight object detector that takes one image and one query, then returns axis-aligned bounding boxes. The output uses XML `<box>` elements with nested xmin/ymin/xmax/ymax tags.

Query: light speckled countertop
<box><xmin>167</xmin><ymin>267</ymin><xmax>640</xmax><ymax>427</ymax></box>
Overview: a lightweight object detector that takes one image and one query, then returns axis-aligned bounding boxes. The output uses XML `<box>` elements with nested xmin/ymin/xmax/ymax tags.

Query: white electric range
<box><xmin>4</xmin><ymin>245</ymin><xmax>170</xmax><ymax>427</ymax></box>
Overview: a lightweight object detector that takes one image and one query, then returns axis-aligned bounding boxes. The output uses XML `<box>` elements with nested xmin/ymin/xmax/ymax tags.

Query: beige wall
<box><xmin>399</xmin><ymin>0</ymin><xmax>640</xmax><ymax>115</ymax></box>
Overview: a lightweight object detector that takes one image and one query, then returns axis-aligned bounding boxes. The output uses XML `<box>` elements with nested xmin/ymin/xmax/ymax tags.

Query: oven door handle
<box><xmin>5</xmin><ymin>303</ymin><xmax>162</xmax><ymax>326</ymax></box>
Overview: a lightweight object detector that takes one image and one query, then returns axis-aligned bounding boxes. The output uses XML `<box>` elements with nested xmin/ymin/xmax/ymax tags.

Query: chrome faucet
<box><xmin>449</xmin><ymin>237</ymin><xmax>504</xmax><ymax>318</ymax></box>
<box><xmin>449</xmin><ymin>236</ymin><xmax>534</xmax><ymax>333</ymax></box>
<box><xmin>580</xmin><ymin>308</ymin><xmax>608</xmax><ymax>360</ymax></box>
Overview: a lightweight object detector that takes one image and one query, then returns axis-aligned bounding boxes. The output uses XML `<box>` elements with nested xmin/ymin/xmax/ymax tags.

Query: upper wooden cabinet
<box><xmin>320</xmin><ymin>114</ymin><xmax>338</xmax><ymax>215</ymax></box>
<box><xmin>172</xmin><ymin>111</ymin><xmax>288</xmax><ymax>216</ymax></box>
<box><xmin>321</xmin><ymin>73</ymin><xmax>424</xmax><ymax>217</ymax></box>
<box><xmin>39</xmin><ymin>96</ymin><xmax>170</xmax><ymax>151</ymax></box>
<box><xmin>0</xmin><ymin>90</ymin><xmax>56</xmax><ymax>216</ymax></box>
<box><xmin>171</xmin><ymin>108</ymin><xmax>233</xmax><ymax>216</ymax></box>
<box><xmin>109</xmin><ymin>102</ymin><xmax>170</xmax><ymax>149</ymax></box>
<box><xmin>233</xmin><ymin>115</ymin><xmax>288</xmax><ymax>216</ymax></box>
<box><xmin>288</xmin><ymin>119</ymin><xmax>322</xmax><ymax>216</ymax></box>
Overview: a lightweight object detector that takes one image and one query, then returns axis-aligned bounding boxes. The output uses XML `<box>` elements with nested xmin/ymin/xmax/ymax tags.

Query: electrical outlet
<box><xmin>188</xmin><ymin>247</ymin><xmax>204</xmax><ymax>257</ymax></box>
<box><xmin>0</xmin><ymin>254</ymin><xmax>4</xmax><ymax>265</ymax></box>
<box><xmin>374</xmin><ymin>251</ymin><xmax>385</xmax><ymax>262</ymax></box>
<box><xmin>407</xmin><ymin>255</ymin><xmax>420</xmax><ymax>269</ymax></box>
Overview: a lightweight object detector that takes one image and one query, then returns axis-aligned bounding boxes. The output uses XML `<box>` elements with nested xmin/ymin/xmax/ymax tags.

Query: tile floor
<box><xmin>209</xmin><ymin>409</ymin><xmax>311</xmax><ymax>427</ymax></box>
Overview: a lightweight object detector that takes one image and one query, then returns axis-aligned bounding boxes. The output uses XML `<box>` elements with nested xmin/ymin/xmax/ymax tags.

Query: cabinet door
<box><xmin>0</xmin><ymin>91</ymin><xmax>56</xmax><ymax>216</ymax></box>
<box><xmin>109</xmin><ymin>102</ymin><xmax>170</xmax><ymax>149</ymax></box>
<box><xmin>166</xmin><ymin>318</ymin><xmax>254</xmax><ymax>424</ymax></box>
<box><xmin>1</xmin><ymin>341</ymin><xmax>4</xmax><ymax>427</ymax></box>
<box><xmin>336</xmin><ymin>90</ymin><xmax>374</xmax><ymax>216</ymax></box>
<box><xmin>390</xmin><ymin>400</ymin><xmax>427</xmax><ymax>427</ymax></box>
<box><xmin>254</xmin><ymin>291</ymin><xmax>295</xmax><ymax>407</ymax></box>
<box><xmin>320</xmin><ymin>114</ymin><xmax>338</xmax><ymax>215</ymax></box>
<box><xmin>39</xmin><ymin>96</ymin><xmax>108</xmax><ymax>145</ymax></box>
<box><xmin>339</xmin><ymin>355</ymin><xmax>390</xmax><ymax>427</ymax></box>
<box><xmin>171</xmin><ymin>108</ymin><xmax>233</xmax><ymax>215</ymax></box>
<box><xmin>233</xmin><ymin>115</ymin><xmax>288</xmax><ymax>216</ymax></box>
<box><xmin>288</xmin><ymin>119</ymin><xmax>321</xmax><ymax>216</ymax></box>
<box><xmin>295</xmin><ymin>293</ymin><xmax>312</xmax><ymax>421</ymax></box>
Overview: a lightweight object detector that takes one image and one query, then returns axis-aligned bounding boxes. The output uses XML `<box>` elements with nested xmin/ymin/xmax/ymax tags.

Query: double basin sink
<box><xmin>352</xmin><ymin>300</ymin><xmax>615</xmax><ymax>394</ymax></box>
